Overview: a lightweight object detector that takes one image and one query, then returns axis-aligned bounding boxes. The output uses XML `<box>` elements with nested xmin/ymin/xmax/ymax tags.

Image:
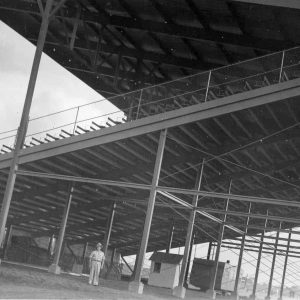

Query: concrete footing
<box><xmin>48</xmin><ymin>264</ymin><xmax>61</xmax><ymax>274</ymax></box>
<box><xmin>172</xmin><ymin>286</ymin><xmax>186</xmax><ymax>299</ymax></box>
<box><xmin>128</xmin><ymin>281</ymin><xmax>144</xmax><ymax>294</ymax></box>
<box><xmin>206</xmin><ymin>289</ymin><xmax>217</xmax><ymax>299</ymax></box>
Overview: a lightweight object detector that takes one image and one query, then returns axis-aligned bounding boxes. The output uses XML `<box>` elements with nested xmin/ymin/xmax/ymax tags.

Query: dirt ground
<box><xmin>0</xmin><ymin>262</ymin><xmax>209</xmax><ymax>299</ymax></box>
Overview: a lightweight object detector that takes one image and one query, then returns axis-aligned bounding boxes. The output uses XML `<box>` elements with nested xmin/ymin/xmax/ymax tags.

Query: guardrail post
<box><xmin>205</xmin><ymin>71</ymin><xmax>212</xmax><ymax>102</ymax></box>
<box><xmin>279</xmin><ymin>51</ymin><xmax>285</xmax><ymax>83</ymax></box>
<box><xmin>73</xmin><ymin>106</ymin><xmax>80</xmax><ymax>134</ymax></box>
<box><xmin>136</xmin><ymin>89</ymin><xmax>144</xmax><ymax>120</ymax></box>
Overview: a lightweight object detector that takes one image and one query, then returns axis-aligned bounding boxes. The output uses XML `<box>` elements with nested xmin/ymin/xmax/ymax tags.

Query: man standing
<box><xmin>89</xmin><ymin>242</ymin><xmax>105</xmax><ymax>286</ymax></box>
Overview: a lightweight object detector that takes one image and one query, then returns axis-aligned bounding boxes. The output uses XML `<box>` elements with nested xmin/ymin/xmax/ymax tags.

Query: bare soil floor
<box><xmin>0</xmin><ymin>262</ymin><xmax>207</xmax><ymax>300</ymax></box>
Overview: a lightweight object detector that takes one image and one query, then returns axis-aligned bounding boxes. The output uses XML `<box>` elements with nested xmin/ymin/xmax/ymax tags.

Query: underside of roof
<box><xmin>0</xmin><ymin>0</ymin><xmax>300</xmax><ymax>257</ymax></box>
<box><xmin>0</xmin><ymin>0</ymin><xmax>300</xmax><ymax>100</ymax></box>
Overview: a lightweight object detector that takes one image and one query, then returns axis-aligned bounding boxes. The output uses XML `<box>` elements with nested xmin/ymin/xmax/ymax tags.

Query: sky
<box><xmin>0</xmin><ymin>21</ymin><xmax>123</xmax><ymax>148</ymax></box>
<box><xmin>1</xmin><ymin>20</ymin><xmax>300</xmax><ymax>291</ymax></box>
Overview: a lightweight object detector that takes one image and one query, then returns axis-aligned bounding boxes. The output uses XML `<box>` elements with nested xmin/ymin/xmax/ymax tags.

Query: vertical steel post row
<box><xmin>279</xmin><ymin>229</ymin><xmax>291</xmax><ymax>300</ymax></box>
<box><xmin>128</xmin><ymin>129</ymin><xmax>167</xmax><ymax>294</ymax></box>
<box><xmin>234</xmin><ymin>203</ymin><xmax>251</xmax><ymax>295</ymax></box>
<box><xmin>166</xmin><ymin>219</ymin><xmax>175</xmax><ymax>254</ymax></box>
<box><xmin>207</xmin><ymin>242</ymin><xmax>212</xmax><ymax>260</ymax></box>
<box><xmin>103</xmin><ymin>202</ymin><xmax>117</xmax><ymax>257</ymax></box>
<box><xmin>172</xmin><ymin>159</ymin><xmax>205</xmax><ymax>299</ymax></box>
<box><xmin>252</xmin><ymin>211</ymin><xmax>268</xmax><ymax>299</ymax></box>
<box><xmin>210</xmin><ymin>180</ymin><xmax>232</xmax><ymax>299</ymax></box>
<box><xmin>266</xmin><ymin>222</ymin><xmax>281</xmax><ymax>300</ymax></box>
<box><xmin>48</xmin><ymin>184</ymin><xmax>74</xmax><ymax>274</ymax></box>
<box><xmin>0</xmin><ymin>0</ymin><xmax>55</xmax><ymax>247</ymax></box>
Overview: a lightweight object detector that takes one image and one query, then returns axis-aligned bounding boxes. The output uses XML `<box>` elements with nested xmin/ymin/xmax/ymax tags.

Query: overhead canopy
<box><xmin>0</xmin><ymin>0</ymin><xmax>300</xmax><ymax>101</ymax></box>
<box><xmin>0</xmin><ymin>0</ymin><xmax>300</xmax><ymax>256</ymax></box>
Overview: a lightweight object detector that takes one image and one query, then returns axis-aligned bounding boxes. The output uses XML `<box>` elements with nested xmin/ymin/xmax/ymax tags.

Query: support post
<box><xmin>166</xmin><ymin>219</ymin><xmax>175</xmax><ymax>254</ymax></box>
<box><xmin>251</xmin><ymin>211</ymin><xmax>268</xmax><ymax>299</ymax></box>
<box><xmin>1</xmin><ymin>224</ymin><xmax>13</xmax><ymax>260</ymax></box>
<box><xmin>184</xmin><ymin>231</ymin><xmax>195</xmax><ymax>287</ymax></box>
<box><xmin>210</xmin><ymin>180</ymin><xmax>232</xmax><ymax>299</ymax></box>
<box><xmin>47</xmin><ymin>234</ymin><xmax>55</xmax><ymax>257</ymax></box>
<box><xmin>234</xmin><ymin>203</ymin><xmax>251</xmax><ymax>295</ymax></box>
<box><xmin>266</xmin><ymin>222</ymin><xmax>281</xmax><ymax>300</ymax></box>
<box><xmin>103</xmin><ymin>202</ymin><xmax>117</xmax><ymax>257</ymax></box>
<box><xmin>172</xmin><ymin>159</ymin><xmax>205</xmax><ymax>299</ymax></box>
<box><xmin>81</xmin><ymin>241</ymin><xmax>88</xmax><ymax>265</ymax></box>
<box><xmin>279</xmin><ymin>229</ymin><xmax>291</xmax><ymax>300</ymax></box>
<box><xmin>207</xmin><ymin>242</ymin><xmax>212</xmax><ymax>260</ymax></box>
<box><xmin>48</xmin><ymin>184</ymin><xmax>74</xmax><ymax>274</ymax></box>
<box><xmin>128</xmin><ymin>129</ymin><xmax>167</xmax><ymax>294</ymax></box>
<box><xmin>0</xmin><ymin>0</ymin><xmax>55</xmax><ymax>247</ymax></box>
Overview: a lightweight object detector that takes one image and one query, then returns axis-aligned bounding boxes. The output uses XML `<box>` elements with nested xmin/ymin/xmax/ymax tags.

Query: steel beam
<box><xmin>48</xmin><ymin>184</ymin><xmax>74</xmax><ymax>274</ymax></box>
<box><xmin>0</xmin><ymin>0</ymin><xmax>54</xmax><ymax>248</ymax></box>
<box><xmin>199</xmin><ymin>207</ymin><xmax>300</xmax><ymax>224</ymax></box>
<box><xmin>173</xmin><ymin>160</ymin><xmax>205</xmax><ymax>299</ymax></box>
<box><xmin>16</xmin><ymin>170</ymin><xmax>151</xmax><ymax>190</ymax></box>
<box><xmin>230</xmin><ymin>0</ymin><xmax>300</xmax><ymax>9</ymax></box>
<box><xmin>1</xmin><ymin>78</ymin><xmax>299</xmax><ymax>170</ymax></box>
<box><xmin>128</xmin><ymin>129</ymin><xmax>167</xmax><ymax>294</ymax></box>
<box><xmin>16</xmin><ymin>170</ymin><xmax>300</xmax><ymax>210</ymax></box>
<box><xmin>160</xmin><ymin>186</ymin><xmax>300</xmax><ymax>208</ymax></box>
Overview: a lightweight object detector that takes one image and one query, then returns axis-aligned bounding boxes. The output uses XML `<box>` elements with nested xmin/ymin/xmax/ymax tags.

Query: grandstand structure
<box><xmin>0</xmin><ymin>0</ymin><xmax>300</xmax><ymax>298</ymax></box>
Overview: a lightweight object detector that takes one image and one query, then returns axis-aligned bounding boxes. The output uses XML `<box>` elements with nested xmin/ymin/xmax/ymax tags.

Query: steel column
<box><xmin>252</xmin><ymin>212</ymin><xmax>268</xmax><ymax>299</ymax></box>
<box><xmin>128</xmin><ymin>129</ymin><xmax>167</xmax><ymax>294</ymax></box>
<box><xmin>47</xmin><ymin>234</ymin><xmax>55</xmax><ymax>257</ymax></box>
<box><xmin>279</xmin><ymin>230</ymin><xmax>292</xmax><ymax>300</ymax></box>
<box><xmin>185</xmin><ymin>231</ymin><xmax>196</xmax><ymax>287</ymax></box>
<box><xmin>81</xmin><ymin>241</ymin><xmax>88</xmax><ymax>265</ymax></box>
<box><xmin>207</xmin><ymin>242</ymin><xmax>212</xmax><ymax>260</ymax></box>
<box><xmin>234</xmin><ymin>203</ymin><xmax>251</xmax><ymax>294</ymax></box>
<box><xmin>266</xmin><ymin>223</ymin><xmax>281</xmax><ymax>300</ymax></box>
<box><xmin>1</xmin><ymin>224</ymin><xmax>13</xmax><ymax>260</ymax></box>
<box><xmin>172</xmin><ymin>160</ymin><xmax>205</xmax><ymax>298</ymax></box>
<box><xmin>103</xmin><ymin>202</ymin><xmax>117</xmax><ymax>257</ymax></box>
<box><xmin>0</xmin><ymin>0</ymin><xmax>54</xmax><ymax>247</ymax></box>
<box><xmin>48</xmin><ymin>184</ymin><xmax>74</xmax><ymax>274</ymax></box>
<box><xmin>166</xmin><ymin>219</ymin><xmax>175</xmax><ymax>254</ymax></box>
<box><xmin>211</xmin><ymin>180</ymin><xmax>231</xmax><ymax>298</ymax></box>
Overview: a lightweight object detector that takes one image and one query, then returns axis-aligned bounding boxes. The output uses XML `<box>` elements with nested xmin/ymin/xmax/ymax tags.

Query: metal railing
<box><xmin>1</xmin><ymin>46</ymin><xmax>300</xmax><ymax>153</ymax></box>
